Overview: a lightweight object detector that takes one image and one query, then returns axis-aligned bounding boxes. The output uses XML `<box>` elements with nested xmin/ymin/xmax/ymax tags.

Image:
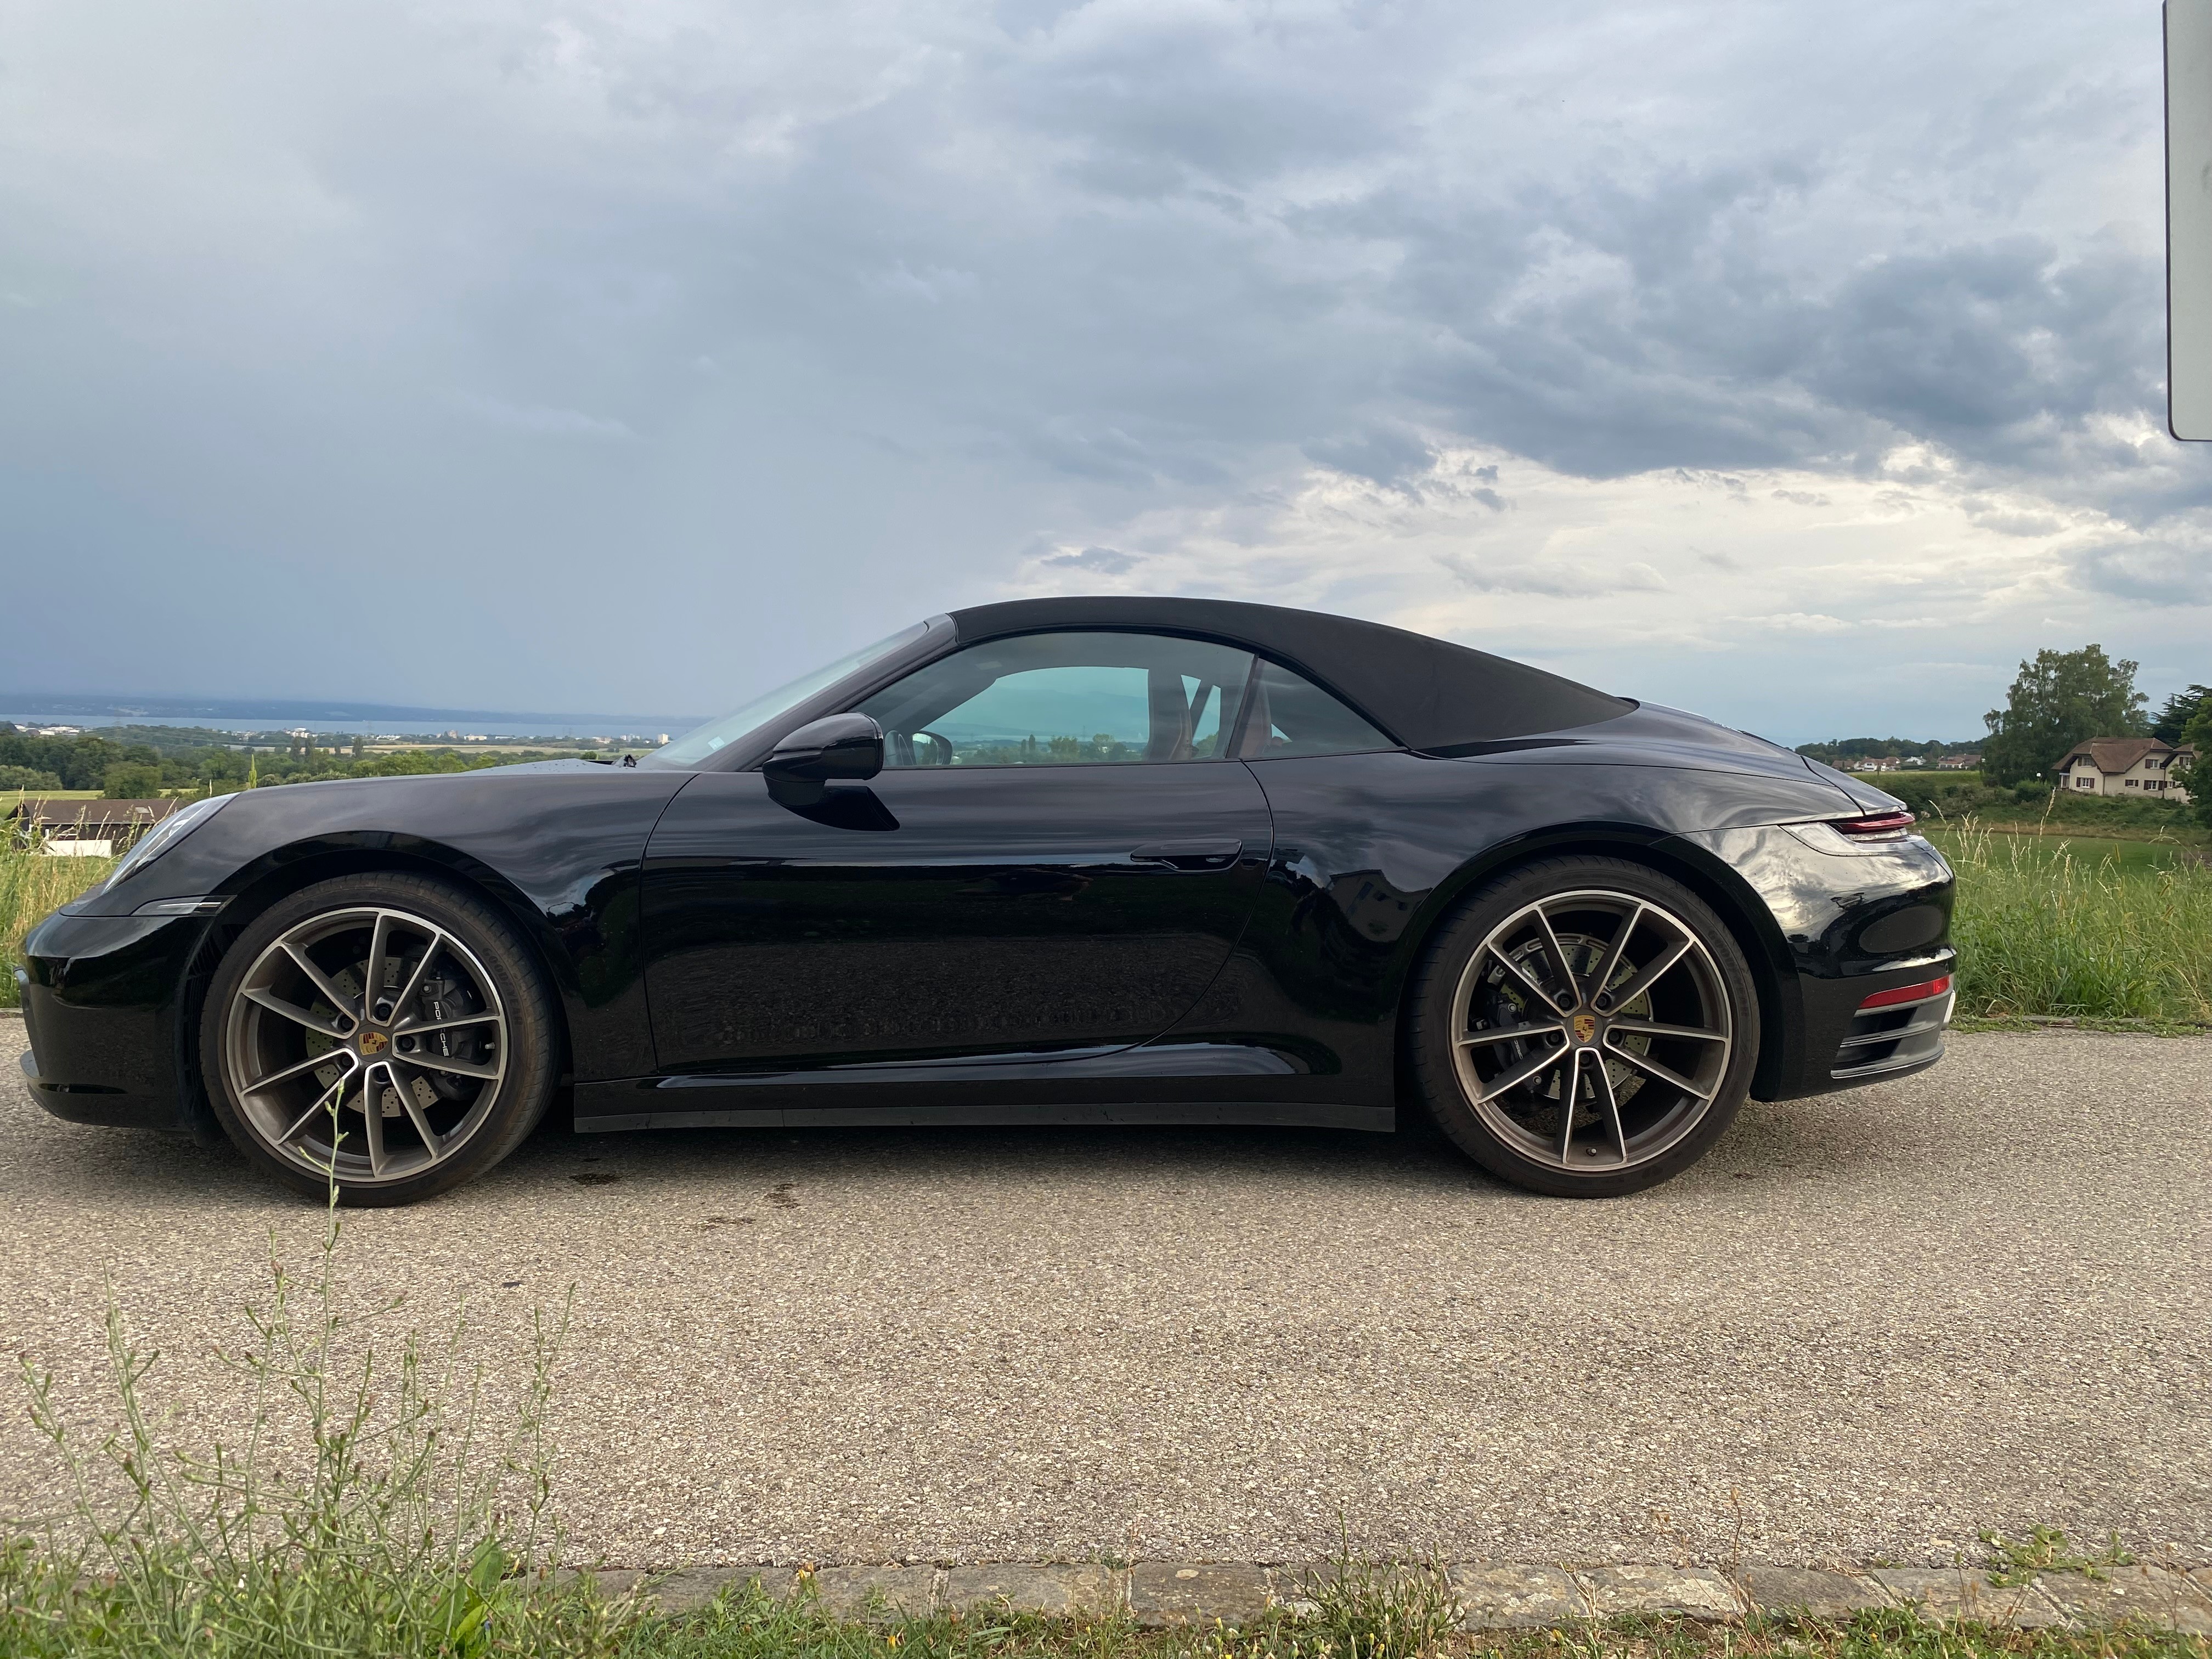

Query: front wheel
<box><xmin>200</xmin><ymin>872</ymin><xmax>558</xmax><ymax>1206</ymax></box>
<box><xmin>1408</xmin><ymin>856</ymin><xmax>1760</xmax><ymax>1198</ymax></box>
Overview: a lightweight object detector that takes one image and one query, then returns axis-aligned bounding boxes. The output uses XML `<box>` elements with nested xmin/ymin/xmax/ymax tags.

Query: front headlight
<box><xmin>95</xmin><ymin>793</ymin><xmax>235</xmax><ymax>895</ymax></box>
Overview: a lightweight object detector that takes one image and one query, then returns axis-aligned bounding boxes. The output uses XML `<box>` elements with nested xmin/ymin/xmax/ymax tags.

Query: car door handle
<box><xmin>1129</xmin><ymin>838</ymin><xmax>1243</xmax><ymax>871</ymax></box>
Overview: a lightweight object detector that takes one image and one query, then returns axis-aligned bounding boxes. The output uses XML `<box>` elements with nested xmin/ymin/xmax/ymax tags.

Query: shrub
<box><xmin>101</xmin><ymin>761</ymin><xmax>164</xmax><ymax>799</ymax></box>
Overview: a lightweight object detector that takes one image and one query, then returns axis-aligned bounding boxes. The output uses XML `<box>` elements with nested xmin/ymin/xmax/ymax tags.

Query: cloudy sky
<box><xmin>3</xmin><ymin>0</ymin><xmax>2205</xmax><ymax>743</ymax></box>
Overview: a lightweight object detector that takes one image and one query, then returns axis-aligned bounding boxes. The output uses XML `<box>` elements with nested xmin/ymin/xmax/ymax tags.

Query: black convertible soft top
<box><xmin>949</xmin><ymin>596</ymin><xmax>1633</xmax><ymax>752</ymax></box>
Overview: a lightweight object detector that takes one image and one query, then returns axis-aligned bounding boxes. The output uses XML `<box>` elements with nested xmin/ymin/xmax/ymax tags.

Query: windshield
<box><xmin>646</xmin><ymin>620</ymin><xmax>933</xmax><ymax>767</ymax></box>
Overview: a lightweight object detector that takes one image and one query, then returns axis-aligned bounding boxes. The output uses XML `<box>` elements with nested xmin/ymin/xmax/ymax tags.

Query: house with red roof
<box><xmin>2052</xmin><ymin>738</ymin><xmax>2195</xmax><ymax>803</ymax></box>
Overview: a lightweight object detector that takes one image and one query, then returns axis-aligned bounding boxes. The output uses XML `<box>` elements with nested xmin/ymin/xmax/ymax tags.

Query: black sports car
<box><xmin>18</xmin><ymin>597</ymin><xmax>1955</xmax><ymax>1205</ymax></box>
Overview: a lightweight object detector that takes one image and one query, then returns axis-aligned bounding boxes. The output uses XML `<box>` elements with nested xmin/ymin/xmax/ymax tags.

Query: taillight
<box><xmin>1858</xmin><ymin>974</ymin><xmax>1951</xmax><ymax>1011</ymax></box>
<box><xmin>1831</xmin><ymin>810</ymin><xmax>1916</xmax><ymax>842</ymax></box>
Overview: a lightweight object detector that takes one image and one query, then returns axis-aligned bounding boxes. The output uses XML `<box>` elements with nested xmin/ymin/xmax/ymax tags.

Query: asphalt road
<box><xmin>2</xmin><ymin>1016</ymin><xmax>2206</xmax><ymax>1571</ymax></box>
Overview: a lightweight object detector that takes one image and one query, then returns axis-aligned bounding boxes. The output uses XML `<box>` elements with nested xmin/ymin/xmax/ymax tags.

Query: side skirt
<box><xmin>573</xmin><ymin>1094</ymin><xmax>1394</xmax><ymax>1135</ymax></box>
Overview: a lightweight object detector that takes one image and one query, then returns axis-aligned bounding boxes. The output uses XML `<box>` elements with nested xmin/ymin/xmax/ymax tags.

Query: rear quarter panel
<box><xmin>1160</xmin><ymin>750</ymin><xmax>1866</xmax><ymax>1105</ymax></box>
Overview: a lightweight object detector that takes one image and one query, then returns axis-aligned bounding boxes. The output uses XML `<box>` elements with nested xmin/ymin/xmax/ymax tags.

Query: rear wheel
<box><xmin>201</xmin><ymin>872</ymin><xmax>557</xmax><ymax>1205</ymax></box>
<box><xmin>1408</xmin><ymin>856</ymin><xmax>1759</xmax><ymax>1197</ymax></box>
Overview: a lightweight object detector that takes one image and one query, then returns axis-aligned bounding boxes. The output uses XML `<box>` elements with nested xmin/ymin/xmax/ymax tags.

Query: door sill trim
<box><xmin>575</xmin><ymin>1101</ymin><xmax>1393</xmax><ymax>1134</ymax></box>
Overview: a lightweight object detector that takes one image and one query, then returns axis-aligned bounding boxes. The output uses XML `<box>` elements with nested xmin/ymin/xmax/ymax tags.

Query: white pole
<box><xmin>2168</xmin><ymin>0</ymin><xmax>2212</xmax><ymax>437</ymax></box>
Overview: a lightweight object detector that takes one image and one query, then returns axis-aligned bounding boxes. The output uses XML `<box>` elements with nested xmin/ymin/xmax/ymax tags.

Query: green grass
<box><xmin>1937</xmin><ymin>821</ymin><xmax>2212</xmax><ymax>1026</ymax></box>
<box><xmin>0</xmin><ymin>844</ymin><xmax>116</xmax><ymax>1007</ymax></box>
<box><xmin>1927</xmin><ymin>827</ymin><xmax>2205</xmax><ymax>874</ymax></box>
<box><xmin>1855</xmin><ymin>769</ymin><xmax>1983</xmax><ymax>788</ymax></box>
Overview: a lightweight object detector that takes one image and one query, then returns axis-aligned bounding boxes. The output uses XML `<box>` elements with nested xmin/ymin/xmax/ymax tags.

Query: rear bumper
<box><xmin>1777</xmin><ymin>961</ymin><xmax>1954</xmax><ymax>1098</ymax></box>
<box><xmin>15</xmin><ymin>907</ymin><xmax>205</xmax><ymax>1132</ymax></box>
<box><xmin>1668</xmin><ymin>825</ymin><xmax>1956</xmax><ymax>1103</ymax></box>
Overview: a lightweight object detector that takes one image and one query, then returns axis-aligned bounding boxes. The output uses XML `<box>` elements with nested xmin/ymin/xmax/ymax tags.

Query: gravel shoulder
<box><xmin>2</xmin><ymin>1017</ymin><xmax>2206</xmax><ymax>1570</ymax></box>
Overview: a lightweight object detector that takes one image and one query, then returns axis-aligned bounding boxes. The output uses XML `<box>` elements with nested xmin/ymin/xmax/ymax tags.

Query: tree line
<box><xmin>0</xmin><ymin>724</ymin><xmax>588</xmax><ymax>798</ymax></box>
<box><xmin>1796</xmin><ymin>645</ymin><xmax>2208</xmax><ymax>831</ymax></box>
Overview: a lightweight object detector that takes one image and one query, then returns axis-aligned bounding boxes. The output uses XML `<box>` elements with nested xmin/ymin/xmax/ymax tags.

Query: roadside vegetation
<box><xmin>0</xmin><ymin>845</ymin><xmax>114</xmax><ymax>1007</ymax></box>
<box><xmin>1937</xmin><ymin>822</ymin><xmax>2212</xmax><ymax>1028</ymax></box>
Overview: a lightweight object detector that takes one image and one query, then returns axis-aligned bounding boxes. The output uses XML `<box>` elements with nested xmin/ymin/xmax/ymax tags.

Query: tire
<box><xmin>1408</xmin><ymin>855</ymin><xmax>1759</xmax><ymax>1198</ymax></box>
<box><xmin>200</xmin><ymin>872</ymin><xmax>559</xmax><ymax>1206</ymax></box>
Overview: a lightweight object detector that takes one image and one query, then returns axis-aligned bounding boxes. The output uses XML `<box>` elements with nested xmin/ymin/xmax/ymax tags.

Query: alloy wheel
<box><xmin>1448</xmin><ymin>888</ymin><xmax>1734</xmax><ymax>1173</ymax></box>
<box><xmin>220</xmin><ymin>905</ymin><xmax>509</xmax><ymax>1185</ymax></box>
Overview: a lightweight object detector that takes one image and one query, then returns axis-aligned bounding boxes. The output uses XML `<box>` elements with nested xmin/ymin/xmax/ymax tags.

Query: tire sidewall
<box><xmin>1409</xmin><ymin>855</ymin><xmax>1760</xmax><ymax>1198</ymax></box>
<box><xmin>200</xmin><ymin>872</ymin><xmax>558</xmax><ymax>1206</ymax></box>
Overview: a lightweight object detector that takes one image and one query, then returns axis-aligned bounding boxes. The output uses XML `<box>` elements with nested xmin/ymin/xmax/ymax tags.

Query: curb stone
<box><xmin>1737</xmin><ymin>1566</ymin><xmax>1890</xmax><ymax>1618</ymax></box>
<box><xmin>942</xmin><ymin>1564</ymin><xmax>1122</xmax><ymax>1616</ymax></box>
<box><xmin>1576</xmin><ymin>1565</ymin><xmax>1739</xmax><ymax>1620</ymax></box>
<box><xmin>1128</xmin><ymin>1563</ymin><xmax>1273</xmax><ymax>1627</ymax></box>
<box><xmin>2033</xmin><ymin>1566</ymin><xmax>2212</xmax><ymax>1635</ymax></box>
<box><xmin>1869</xmin><ymin>1568</ymin><xmax>2067</xmax><ymax>1628</ymax></box>
<box><xmin>813</xmin><ymin>1566</ymin><xmax>940</xmax><ymax>1619</ymax></box>
<box><xmin>1447</xmin><ymin>1564</ymin><xmax>1589</xmax><ymax>1628</ymax></box>
<box><xmin>580</xmin><ymin>1560</ymin><xmax>2212</xmax><ymax>1630</ymax></box>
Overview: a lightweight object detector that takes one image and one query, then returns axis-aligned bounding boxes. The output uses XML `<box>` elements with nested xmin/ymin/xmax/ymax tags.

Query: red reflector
<box><xmin>1859</xmin><ymin>974</ymin><xmax>1952</xmax><ymax>1011</ymax></box>
<box><xmin>1833</xmin><ymin>810</ymin><xmax>1917</xmax><ymax>839</ymax></box>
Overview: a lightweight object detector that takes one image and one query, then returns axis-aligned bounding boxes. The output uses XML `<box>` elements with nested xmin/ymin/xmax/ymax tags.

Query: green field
<box><xmin>1926</xmin><ymin>826</ymin><xmax>2205</xmax><ymax>874</ymax></box>
<box><xmin>1852</xmin><ymin>767</ymin><xmax>1982</xmax><ymax>788</ymax></box>
<box><xmin>1936</xmin><ymin>822</ymin><xmax>2211</xmax><ymax>1025</ymax></box>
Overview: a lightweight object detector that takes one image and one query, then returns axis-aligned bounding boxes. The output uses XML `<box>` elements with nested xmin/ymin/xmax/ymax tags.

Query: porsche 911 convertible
<box><xmin>18</xmin><ymin>597</ymin><xmax>1955</xmax><ymax>1204</ymax></box>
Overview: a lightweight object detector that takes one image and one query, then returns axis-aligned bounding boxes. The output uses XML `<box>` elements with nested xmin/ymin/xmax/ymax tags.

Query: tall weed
<box><xmin>1945</xmin><ymin>820</ymin><xmax>2212</xmax><ymax>1024</ymax></box>
<box><xmin>0</xmin><ymin>1177</ymin><xmax>592</xmax><ymax>1657</ymax></box>
<box><xmin>0</xmin><ymin>843</ymin><xmax>116</xmax><ymax>1007</ymax></box>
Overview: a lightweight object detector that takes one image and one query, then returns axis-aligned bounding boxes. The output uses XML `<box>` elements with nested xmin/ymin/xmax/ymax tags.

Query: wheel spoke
<box><xmin>244</xmin><ymin>989</ymin><xmax>349</xmax><ymax>1038</ymax></box>
<box><xmin>278</xmin><ymin>1066</ymin><xmax>354</xmax><ymax>1143</ymax></box>
<box><xmin>1606</xmin><ymin>1018</ymin><xmax>1727</xmax><ymax>1043</ymax></box>
<box><xmin>1458</xmin><ymin>1021</ymin><xmax>1567</xmax><ymax>1047</ymax></box>
<box><xmin>1603</xmin><ymin>1037</ymin><xmax>1715</xmax><ymax>1099</ymax></box>
<box><xmin>359</xmin><ymin>1065</ymin><xmax>390</xmax><ymax>1176</ymax></box>
<box><xmin>363</xmin><ymin>913</ymin><xmax>400</xmax><ymax>1023</ymax></box>
<box><xmin>242</xmin><ymin>1047</ymin><xmax>349</xmax><ymax>1094</ymax></box>
<box><xmin>385</xmin><ymin>1059</ymin><xmax>445</xmax><ymax>1155</ymax></box>
<box><xmin>1556</xmin><ymin>1049</ymin><xmax>1584</xmax><ymax>1161</ymax></box>
<box><xmin>389</xmin><ymin>928</ymin><xmax>449</xmax><ymax>1024</ymax></box>
<box><xmin>391</xmin><ymin>1011</ymin><xmax>499</xmax><ymax>1037</ymax></box>
<box><xmin>1606</xmin><ymin>934</ymin><xmax>1695</xmax><ymax>1011</ymax></box>
<box><xmin>1485</xmin><ymin>940</ymin><xmax>1566</xmax><ymax>1014</ymax></box>
<box><xmin>279</xmin><ymin>941</ymin><xmax>359</xmax><ymax>1020</ymax></box>
<box><xmin>1476</xmin><ymin>1037</ymin><xmax>1568</xmax><ymax>1103</ymax></box>
<box><xmin>1590</xmin><ymin>1051</ymin><xmax>1628</xmax><ymax>1162</ymax></box>
<box><xmin>1588</xmin><ymin>901</ymin><xmax>1646</xmax><ymax>1001</ymax></box>
<box><xmin>1530</xmin><ymin>906</ymin><xmax>1581</xmax><ymax>1006</ymax></box>
<box><xmin>400</xmin><ymin>1048</ymin><xmax>501</xmax><ymax>1081</ymax></box>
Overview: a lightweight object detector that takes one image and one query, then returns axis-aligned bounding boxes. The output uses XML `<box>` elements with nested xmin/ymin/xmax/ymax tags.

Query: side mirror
<box><xmin>763</xmin><ymin>713</ymin><xmax>884</xmax><ymax>786</ymax></box>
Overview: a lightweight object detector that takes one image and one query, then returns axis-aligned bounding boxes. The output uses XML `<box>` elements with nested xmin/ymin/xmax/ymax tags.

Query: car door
<box><xmin>641</xmin><ymin>629</ymin><xmax>1273</xmax><ymax>1073</ymax></box>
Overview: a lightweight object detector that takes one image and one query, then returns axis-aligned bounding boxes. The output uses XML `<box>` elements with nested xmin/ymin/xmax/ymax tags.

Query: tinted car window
<box><xmin>1236</xmin><ymin>661</ymin><xmax>1396</xmax><ymax>758</ymax></box>
<box><xmin>857</xmin><ymin>631</ymin><xmax>1255</xmax><ymax>766</ymax></box>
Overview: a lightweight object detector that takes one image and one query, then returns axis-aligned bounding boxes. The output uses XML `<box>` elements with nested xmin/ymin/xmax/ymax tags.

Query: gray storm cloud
<box><xmin>0</xmin><ymin>0</ymin><xmax>2201</xmax><ymax>739</ymax></box>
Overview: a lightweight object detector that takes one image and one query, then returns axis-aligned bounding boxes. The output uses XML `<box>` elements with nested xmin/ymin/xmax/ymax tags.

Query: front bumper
<box><xmin>16</xmin><ymin>907</ymin><xmax>208</xmax><ymax>1131</ymax></box>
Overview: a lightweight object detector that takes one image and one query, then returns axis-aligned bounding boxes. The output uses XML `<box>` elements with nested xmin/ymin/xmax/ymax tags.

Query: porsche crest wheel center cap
<box><xmin>1571</xmin><ymin>1012</ymin><xmax>1598</xmax><ymax>1045</ymax></box>
<box><xmin>357</xmin><ymin>1029</ymin><xmax>390</xmax><ymax>1056</ymax></box>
